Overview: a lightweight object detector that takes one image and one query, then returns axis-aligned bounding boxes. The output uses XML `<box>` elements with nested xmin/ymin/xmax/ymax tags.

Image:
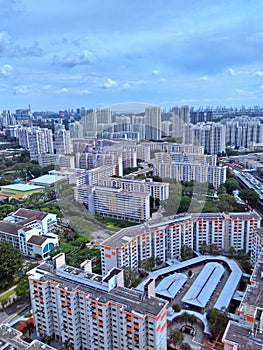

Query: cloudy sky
<box><xmin>0</xmin><ymin>0</ymin><xmax>263</xmax><ymax>111</ymax></box>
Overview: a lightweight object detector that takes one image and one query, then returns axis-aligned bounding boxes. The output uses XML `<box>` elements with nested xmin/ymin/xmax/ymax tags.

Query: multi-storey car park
<box><xmin>28</xmin><ymin>253</ymin><xmax>168</xmax><ymax>350</ymax></box>
<box><xmin>100</xmin><ymin>211</ymin><xmax>261</xmax><ymax>274</ymax></box>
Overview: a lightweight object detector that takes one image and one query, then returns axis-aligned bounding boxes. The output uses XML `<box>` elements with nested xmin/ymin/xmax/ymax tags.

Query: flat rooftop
<box><xmin>0</xmin><ymin>183</ymin><xmax>44</xmax><ymax>191</ymax></box>
<box><xmin>30</xmin><ymin>174</ymin><xmax>65</xmax><ymax>185</ymax></box>
<box><xmin>223</xmin><ymin>321</ymin><xmax>263</xmax><ymax>350</ymax></box>
<box><xmin>0</xmin><ymin>324</ymin><xmax>56</xmax><ymax>350</ymax></box>
<box><xmin>31</xmin><ymin>263</ymin><xmax>167</xmax><ymax>317</ymax></box>
<box><xmin>239</xmin><ymin>259</ymin><xmax>263</xmax><ymax>317</ymax></box>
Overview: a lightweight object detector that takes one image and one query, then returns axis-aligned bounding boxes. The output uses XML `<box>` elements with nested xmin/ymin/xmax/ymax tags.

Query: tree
<box><xmin>15</xmin><ymin>276</ymin><xmax>30</xmax><ymax>297</ymax></box>
<box><xmin>172</xmin><ymin>303</ymin><xmax>181</xmax><ymax>313</ymax></box>
<box><xmin>62</xmin><ymin>339</ymin><xmax>74</xmax><ymax>350</ymax></box>
<box><xmin>23</xmin><ymin>321</ymin><xmax>34</xmax><ymax>337</ymax></box>
<box><xmin>140</xmin><ymin>257</ymin><xmax>155</xmax><ymax>271</ymax></box>
<box><xmin>0</xmin><ymin>242</ymin><xmax>24</xmax><ymax>284</ymax></box>
<box><xmin>179</xmin><ymin>196</ymin><xmax>191</xmax><ymax>213</ymax></box>
<box><xmin>169</xmin><ymin>329</ymin><xmax>184</xmax><ymax>347</ymax></box>
<box><xmin>207</xmin><ymin>308</ymin><xmax>229</xmax><ymax>339</ymax></box>
<box><xmin>224</xmin><ymin>178</ymin><xmax>239</xmax><ymax>194</ymax></box>
<box><xmin>181</xmin><ymin>245</ymin><xmax>194</xmax><ymax>261</ymax></box>
<box><xmin>239</xmin><ymin>188</ymin><xmax>259</xmax><ymax>208</ymax></box>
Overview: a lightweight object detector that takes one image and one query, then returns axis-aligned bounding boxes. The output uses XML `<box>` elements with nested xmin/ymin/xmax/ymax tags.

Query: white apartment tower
<box><xmin>28</xmin><ymin>254</ymin><xmax>168</xmax><ymax>350</ymax></box>
<box><xmin>145</xmin><ymin>106</ymin><xmax>161</xmax><ymax>140</ymax></box>
<box><xmin>171</xmin><ymin>105</ymin><xmax>190</xmax><ymax>139</ymax></box>
<box><xmin>54</xmin><ymin>128</ymin><xmax>73</xmax><ymax>154</ymax></box>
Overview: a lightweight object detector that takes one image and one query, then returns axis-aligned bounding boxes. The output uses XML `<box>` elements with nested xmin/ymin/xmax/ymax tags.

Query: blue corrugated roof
<box><xmin>182</xmin><ymin>262</ymin><xmax>224</xmax><ymax>308</ymax></box>
<box><xmin>156</xmin><ymin>273</ymin><xmax>187</xmax><ymax>299</ymax></box>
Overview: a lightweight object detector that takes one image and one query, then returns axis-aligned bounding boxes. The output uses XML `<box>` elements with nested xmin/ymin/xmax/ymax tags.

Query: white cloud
<box><xmin>259</xmin><ymin>85</ymin><xmax>263</xmax><ymax>90</ymax></box>
<box><xmin>254</xmin><ymin>71</ymin><xmax>263</xmax><ymax>77</ymax></box>
<box><xmin>13</xmin><ymin>85</ymin><xmax>30</xmax><ymax>94</ymax></box>
<box><xmin>56</xmin><ymin>87</ymin><xmax>68</xmax><ymax>94</ymax></box>
<box><xmin>43</xmin><ymin>84</ymin><xmax>52</xmax><ymax>90</ymax></box>
<box><xmin>53</xmin><ymin>49</ymin><xmax>96</xmax><ymax>67</ymax></box>
<box><xmin>235</xmin><ymin>89</ymin><xmax>244</xmax><ymax>94</ymax></box>
<box><xmin>200</xmin><ymin>75</ymin><xmax>209</xmax><ymax>81</ymax></box>
<box><xmin>152</xmin><ymin>69</ymin><xmax>160</xmax><ymax>75</ymax></box>
<box><xmin>122</xmin><ymin>83</ymin><xmax>131</xmax><ymax>90</ymax></box>
<box><xmin>99</xmin><ymin>78</ymin><xmax>118</xmax><ymax>89</ymax></box>
<box><xmin>127</xmin><ymin>80</ymin><xmax>146</xmax><ymax>85</ymax></box>
<box><xmin>0</xmin><ymin>64</ymin><xmax>13</xmax><ymax>77</ymax></box>
<box><xmin>80</xmin><ymin>89</ymin><xmax>91</xmax><ymax>95</ymax></box>
<box><xmin>228</xmin><ymin>67</ymin><xmax>235</xmax><ymax>76</ymax></box>
<box><xmin>0</xmin><ymin>31</ymin><xmax>10</xmax><ymax>52</ymax></box>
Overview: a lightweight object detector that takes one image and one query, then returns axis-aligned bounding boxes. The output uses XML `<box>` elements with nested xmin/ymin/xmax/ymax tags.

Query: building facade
<box><xmin>100</xmin><ymin>211</ymin><xmax>261</xmax><ymax>274</ymax></box>
<box><xmin>28</xmin><ymin>253</ymin><xmax>168</xmax><ymax>350</ymax></box>
<box><xmin>0</xmin><ymin>208</ymin><xmax>58</xmax><ymax>258</ymax></box>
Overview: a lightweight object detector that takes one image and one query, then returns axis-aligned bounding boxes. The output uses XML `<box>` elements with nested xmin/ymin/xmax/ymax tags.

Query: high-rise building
<box><xmin>145</xmin><ymin>106</ymin><xmax>161</xmax><ymax>140</ymax></box>
<box><xmin>54</xmin><ymin>127</ymin><xmax>73</xmax><ymax>154</ymax></box>
<box><xmin>171</xmin><ymin>105</ymin><xmax>190</xmax><ymax>139</ymax></box>
<box><xmin>28</xmin><ymin>253</ymin><xmax>168</xmax><ymax>350</ymax></box>
<box><xmin>101</xmin><ymin>211</ymin><xmax>261</xmax><ymax>273</ymax></box>
<box><xmin>183</xmin><ymin>122</ymin><xmax>226</xmax><ymax>155</ymax></box>
<box><xmin>97</xmin><ymin>107</ymin><xmax>112</xmax><ymax>124</ymax></box>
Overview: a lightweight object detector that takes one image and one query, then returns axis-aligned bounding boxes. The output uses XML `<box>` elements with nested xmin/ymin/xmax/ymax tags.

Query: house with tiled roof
<box><xmin>0</xmin><ymin>209</ymin><xmax>58</xmax><ymax>258</ymax></box>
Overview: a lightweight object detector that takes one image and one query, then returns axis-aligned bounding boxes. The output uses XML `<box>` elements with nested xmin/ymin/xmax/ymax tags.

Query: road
<box><xmin>0</xmin><ymin>297</ymin><xmax>30</xmax><ymax>324</ymax></box>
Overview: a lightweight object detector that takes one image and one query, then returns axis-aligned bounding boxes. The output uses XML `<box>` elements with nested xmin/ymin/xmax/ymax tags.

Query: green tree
<box><xmin>181</xmin><ymin>245</ymin><xmax>194</xmax><ymax>261</ymax></box>
<box><xmin>0</xmin><ymin>242</ymin><xmax>24</xmax><ymax>285</ymax></box>
<box><xmin>239</xmin><ymin>188</ymin><xmax>259</xmax><ymax>208</ymax></box>
<box><xmin>207</xmin><ymin>308</ymin><xmax>229</xmax><ymax>339</ymax></box>
<box><xmin>224</xmin><ymin>178</ymin><xmax>239</xmax><ymax>194</ymax></box>
<box><xmin>179</xmin><ymin>196</ymin><xmax>191</xmax><ymax>213</ymax></box>
<box><xmin>140</xmin><ymin>257</ymin><xmax>155</xmax><ymax>271</ymax></box>
<box><xmin>169</xmin><ymin>329</ymin><xmax>184</xmax><ymax>347</ymax></box>
<box><xmin>172</xmin><ymin>303</ymin><xmax>181</xmax><ymax>313</ymax></box>
<box><xmin>15</xmin><ymin>276</ymin><xmax>30</xmax><ymax>297</ymax></box>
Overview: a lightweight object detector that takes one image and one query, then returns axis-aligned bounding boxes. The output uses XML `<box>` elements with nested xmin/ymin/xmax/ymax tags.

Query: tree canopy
<box><xmin>239</xmin><ymin>188</ymin><xmax>259</xmax><ymax>207</ymax></box>
<box><xmin>207</xmin><ymin>308</ymin><xmax>229</xmax><ymax>339</ymax></box>
<box><xmin>0</xmin><ymin>241</ymin><xmax>24</xmax><ymax>286</ymax></box>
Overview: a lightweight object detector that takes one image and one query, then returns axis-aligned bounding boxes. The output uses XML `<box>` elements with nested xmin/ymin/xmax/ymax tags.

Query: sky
<box><xmin>0</xmin><ymin>0</ymin><xmax>263</xmax><ymax>112</ymax></box>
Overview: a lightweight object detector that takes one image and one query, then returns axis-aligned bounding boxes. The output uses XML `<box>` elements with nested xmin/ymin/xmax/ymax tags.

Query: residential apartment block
<box><xmin>153</xmin><ymin>152</ymin><xmax>226</xmax><ymax>188</ymax></box>
<box><xmin>97</xmin><ymin>177</ymin><xmax>169</xmax><ymax>201</ymax></box>
<box><xmin>183</xmin><ymin>122</ymin><xmax>226</xmax><ymax>155</ymax></box>
<box><xmin>100</xmin><ymin>211</ymin><xmax>261</xmax><ymax>274</ymax></box>
<box><xmin>0</xmin><ymin>208</ymin><xmax>58</xmax><ymax>258</ymax></box>
<box><xmin>28</xmin><ymin>253</ymin><xmax>168</xmax><ymax>350</ymax></box>
<box><xmin>75</xmin><ymin>185</ymin><xmax>150</xmax><ymax>222</ymax></box>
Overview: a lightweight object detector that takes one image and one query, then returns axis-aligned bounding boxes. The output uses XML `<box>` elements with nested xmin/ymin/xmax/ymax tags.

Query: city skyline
<box><xmin>0</xmin><ymin>1</ymin><xmax>263</xmax><ymax>110</ymax></box>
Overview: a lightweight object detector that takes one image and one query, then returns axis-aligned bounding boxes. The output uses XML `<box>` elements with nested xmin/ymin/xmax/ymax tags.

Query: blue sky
<box><xmin>0</xmin><ymin>0</ymin><xmax>263</xmax><ymax>111</ymax></box>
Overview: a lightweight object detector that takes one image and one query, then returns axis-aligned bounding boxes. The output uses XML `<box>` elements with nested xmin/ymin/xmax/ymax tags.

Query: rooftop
<box><xmin>182</xmin><ymin>262</ymin><xmax>224</xmax><ymax>308</ymax></box>
<box><xmin>14</xmin><ymin>208</ymin><xmax>48</xmax><ymax>221</ymax></box>
<box><xmin>30</xmin><ymin>262</ymin><xmax>167</xmax><ymax>317</ymax></box>
<box><xmin>30</xmin><ymin>174</ymin><xmax>65</xmax><ymax>185</ymax></box>
<box><xmin>0</xmin><ymin>183</ymin><xmax>44</xmax><ymax>191</ymax></box>
<box><xmin>0</xmin><ymin>324</ymin><xmax>56</xmax><ymax>350</ymax></box>
<box><xmin>223</xmin><ymin>321</ymin><xmax>263</xmax><ymax>350</ymax></box>
<box><xmin>0</xmin><ymin>221</ymin><xmax>30</xmax><ymax>235</ymax></box>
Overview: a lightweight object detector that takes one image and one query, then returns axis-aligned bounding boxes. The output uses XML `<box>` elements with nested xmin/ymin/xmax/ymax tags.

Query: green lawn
<box><xmin>0</xmin><ymin>288</ymin><xmax>16</xmax><ymax>301</ymax></box>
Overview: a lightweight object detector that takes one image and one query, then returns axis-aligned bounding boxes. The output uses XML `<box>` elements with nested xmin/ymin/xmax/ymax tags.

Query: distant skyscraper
<box><xmin>96</xmin><ymin>107</ymin><xmax>112</xmax><ymax>124</ymax></box>
<box><xmin>171</xmin><ymin>105</ymin><xmax>190</xmax><ymax>139</ymax></box>
<box><xmin>145</xmin><ymin>106</ymin><xmax>161</xmax><ymax>140</ymax></box>
<box><xmin>54</xmin><ymin>127</ymin><xmax>73</xmax><ymax>154</ymax></box>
